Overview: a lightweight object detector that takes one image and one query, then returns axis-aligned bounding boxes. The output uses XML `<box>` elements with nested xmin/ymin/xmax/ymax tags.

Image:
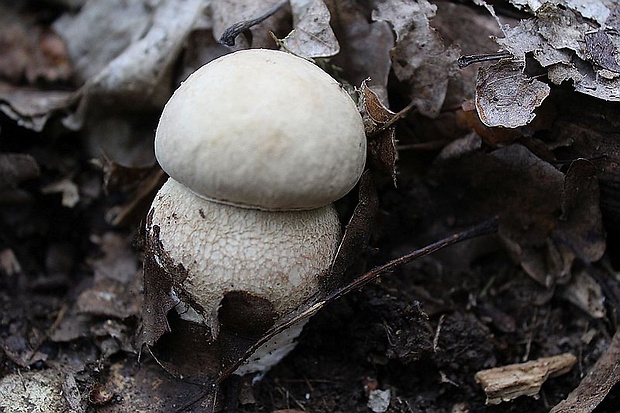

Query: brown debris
<box><xmin>475</xmin><ymin>353</ymin><xmax>577</xmax><ymax>405</ymax></box>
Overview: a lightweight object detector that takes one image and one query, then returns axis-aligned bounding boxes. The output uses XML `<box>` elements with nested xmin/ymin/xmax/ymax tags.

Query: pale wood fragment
<box><xmin>475</xmin><ymin>353</ymin><xmax>577</xmax><ymax>405</ymax></box>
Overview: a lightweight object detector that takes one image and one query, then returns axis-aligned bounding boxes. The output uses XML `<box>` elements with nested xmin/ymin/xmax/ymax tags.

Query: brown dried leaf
<box><xmin>556</xmin><ymin>159</ymin><xmax>605</xmax><ymax>263</ymax></box>
<box><xmin>327</xmin><ymin>0</ymin><xmax>393</xmax><ymax>100</ymax></box>
<box><xmin>475</xmin><ymin>60</ymin><xmax>550</xmax><ymax>128</ymax></box>
<box><xmin>0</xmin><ymin>153</ymin><xmax>39</xmax><ymax>189</ymax></box>
<box><xmin>0</xmin><ymin>87</ymin><xmax>75</xmax><ymax>132</ymax></box>
<box><xmin>372</xmin><ymin>0</ymin><xmax>459</xmax><ymax>117</ymax></box>
<box><xmin>95</xmin><ymin>357</ymin><xmax>215</xmax><ymax>412</ymax></box>
<box><xmin>281</xmin><ymin>0</ymin><xmax>339</xmax><ymax>59</ymax></box>
<box><xmin>139</xmin><ymin>213</ymin><xmax>187</xmax><ymax>348</ymax></box>
<box><xmin>431</xmin><ymin>144</ymin><xmax>605</xmax><ymax>285</ymax></box>
<box><xmin>0</xmin><ymin>5</ymin><xmax>73</xmax><ymax>85</ymax></box>
<box><xmin>559</xmin><ymin>268</ymin><xmax>605</xmax><ymax>319</ymax></box>
<box><xmin>327</xmin><ymin>171</ymin><xmax>378</xmax><ymax>288</ymax></box>
<box><xmin>456</xmin><ymin>100</ymin><xmax>521</xmax><ymax>147</ymax></box>
<box><xmin>359</xmin><ymin>82</ymin><xmax>398</xmax><ymax>185</ymax></box>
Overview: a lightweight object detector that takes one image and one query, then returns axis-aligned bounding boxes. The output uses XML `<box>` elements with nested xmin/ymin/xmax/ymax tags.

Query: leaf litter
<box><xmin>0</xmin><ymin>0</ymin><xmax>619</xmax><ymax>412</ymax></box>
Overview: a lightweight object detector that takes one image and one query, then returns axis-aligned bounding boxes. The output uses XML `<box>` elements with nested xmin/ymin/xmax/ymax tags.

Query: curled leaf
<box><xmin>475</xmin><ymin>60</ymin><xmax>550</xmax><ymax>128</ymax></box>
<box><xmin>359</xmin><ymin>81</ymin><xmax>398</xmax><ymax>186</ymax></box>
<box><xmin>281</xmin><ymin>0</ymin><xmax>340</xmax><ymax>59</ymax></box>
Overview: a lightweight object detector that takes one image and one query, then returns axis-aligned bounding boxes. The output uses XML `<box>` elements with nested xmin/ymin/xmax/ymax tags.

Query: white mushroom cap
<box><xmin>148</xmin><ymin>178</ymin><xmax>341</xmax><ymax>338</ymax></box>
<box><xmin>155</xmin><ymin>49</ymin><xmax>366</xmax><ymax>211</ymax></box>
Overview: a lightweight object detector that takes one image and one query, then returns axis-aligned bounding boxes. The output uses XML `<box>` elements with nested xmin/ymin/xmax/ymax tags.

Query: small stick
<box><xmin>458</xmin><ymin>52</ymin><xmax>514</xmax><ymax>68</ymax></box>
<box><xmin>219</xmin><ymin>1</ymin><xmax>287</xmax><ymax>46</ymax></box>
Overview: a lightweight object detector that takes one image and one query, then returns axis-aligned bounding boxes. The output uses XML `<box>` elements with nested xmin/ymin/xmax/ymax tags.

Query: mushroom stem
<box><xmin>147</xmin><ymin>178</ymin><xmax>341</xmax><ymax>374</ymax></box>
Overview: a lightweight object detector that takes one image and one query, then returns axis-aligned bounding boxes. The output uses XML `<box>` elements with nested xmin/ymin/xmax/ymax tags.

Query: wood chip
<box><xmin>475</xmin><ymin>353</ymin><xmax>577</xmax><ymax>405</ymax></box>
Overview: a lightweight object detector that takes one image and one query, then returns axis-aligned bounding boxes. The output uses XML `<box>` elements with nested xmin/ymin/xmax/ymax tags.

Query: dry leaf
<box><xmin>431</xmin><ymin>144</ymin><xmax>606</xmax><ymax>286</ymax></box>
<box><xmin>0</xmin><ymin>153</ymin><xmax>40</xmax><ymax>189</ymax></box>
<box><xmin>359</xmin><ymin>81</ymin><xmax>398</xmax><ymax>186</ymax></box>
<box><xmin>327</xmin><ymin>171</ymin><xmax>378</xmax><ymax>288</ymax></box>
<box><xmin>281</xmin><ymin>0</ymin><xmax>340</xmax><ymax>59</ymax></box>
<box><xmin>475</xmin><ymin>59</ymin><xmax>550</xmax><ymax>128</ymax></box>
<box><xmin>495</xmin><ymin>2</ymin><xmax>620</xmax><ymax>101</ymax></box>
<box><xmin>327</xmin><ymin>0</ymin><xmax>393</xmax><ymax>100</ymax></box>
<box><xmin>559</xmin><ymin>268</ymin><xmax>605</xmax><ymax>319</ymax></box>
<box><xmin>0</xmin><ymin>369</ymin><xmax>73</xmax><ymax>413</ymax></box>
<box><xmin>372</xmin><ymin>0</ymin><xmax>459</xmax><ymax>117</ymax></box>
<box><xmin>0</xmin><ymin>4</ymin><xmax>73</xmax><ymax>84</ymax></box>
<box><xmin>0</xmin><ymin>87</ymin><xmax>75</xmax><ymax>132</ymax></box>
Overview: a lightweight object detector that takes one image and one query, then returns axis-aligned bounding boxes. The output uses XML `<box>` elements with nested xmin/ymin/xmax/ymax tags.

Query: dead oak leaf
<box><xmin>0</xmin><ymin>153</ymin><xmax>40</xmax><ymax>189</ymax></box>
<box><xmin>326</xmin><ymin>0</ymin><xmax>393</xmax><ymax>101</ymax></box>
<box><xmin>431</xmin><ymin>144</ymin><xmax>605</xmax><ymax>286</ymax></box>
<box><xmin>372</xmin><ymin>0</ymin><xmax>459</xmax><ymax>118</ymax></box>
<box><xmin>495</xmin><ymin>2</ymin><xmax>620</xmax><ymax>102</ymax></box>
<box><xmin>475</xmin><ymin>59</ymin><xmax>550</xmax><ymax>128</ymax></box>
<box><xmin>359</xmin><ymin>81</ymin><xmax>398</xmax><ymax>186</ymax></box>
<box><xmin>281</xmin><ymin>0</ymin><xmax>340</xmax><ymax>59</ymax></box>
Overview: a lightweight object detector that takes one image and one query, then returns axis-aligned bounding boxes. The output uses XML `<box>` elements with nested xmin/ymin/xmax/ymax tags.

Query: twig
<box><xmin>219</xmin><ymin>1</ymin><xmax>287</xmax><ymax>46</ymax></box>
<box><xmin>458</xmin><ymin>52</ymin><xmax>514</xmax><ymax>68</ymax></box>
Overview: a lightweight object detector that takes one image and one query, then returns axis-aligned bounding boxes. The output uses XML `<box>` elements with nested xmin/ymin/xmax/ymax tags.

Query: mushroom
<box><xmin>145</xmin><ymin>49</ymin><xmax>366</xmax><ymax>375</ymax></box>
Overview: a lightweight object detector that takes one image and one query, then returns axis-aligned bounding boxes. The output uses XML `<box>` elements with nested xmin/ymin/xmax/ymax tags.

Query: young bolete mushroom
<box><xmin>145</xmin><ymin>49</ymin><xmax>366</xmax><ymax>375</ymax></box>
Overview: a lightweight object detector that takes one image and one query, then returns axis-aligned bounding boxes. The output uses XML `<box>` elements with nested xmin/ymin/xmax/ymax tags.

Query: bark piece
<box><xmin>475</xmin><ymin>353</ymin><xmax>577</xmax><ymax>405</ymax></box>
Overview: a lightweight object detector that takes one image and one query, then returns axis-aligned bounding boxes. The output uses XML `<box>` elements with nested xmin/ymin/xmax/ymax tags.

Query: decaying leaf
<box><xmin>557</xmin><ymin>159</ymin><xmax>605</xmax><ymax>264</ymax></box>
<box><xmin>559</xmin><ymin>267</ymin><xmax>605</xmax><ymax>319</ymax></box>
<box><xmin>281</xmin><ymin>0</ymin><xmax>340</xmax><ymax>59</ymax></box>
<box><xmin>456</xmin><ymin>100</ymin><xmax>521</xmax><ymax>147</ymax></box>
<box><xmin>359</xmin><ymin>81</ymin><xmax>398</xmax><ymax>186</ymax></box>
<box><xmin>0</xmin><ymin>4</ymin><xmax>73</xmax><ymax>84</ymax></box>
<box><xmin>431</xmin><ymin>144</ymin><xmax>606</xmax><ymax>286</ymax></box>
<box><xmin>372</xmin><ymin>0</ymin><xmax>460</xmax><ymax>117</ymax></box>
<box><xmin>326</xmin><ymin>171</ymin><xmax>378</xmax><ymax>288</ymax></box>
<box><xmin>0</xmin><ymin>88</ymin><xmax>76</xmax><ymax>132</ymax></box>
<box><xmin>0</xmin><ymin>153</ymin><xmax>40</xmax><ymax>189</ymax></box>
<box><xmin>95</xmin><ymin>357</ymin><xmax>214</xmax><ymax>412</ymax></box>
<box><xmin>494</xmin><ymin>2</ymin><xmax>620</xmax><ymax>102</ymax></box>
<box><xmin>475</xmin><ymin>60</ymin><xmax>550</xmax><ymax>128</ymax></box>
<box><xmin>475</xmin><ymin>353</ymin><xmax>577</xmax><ymax>405</ymax></box>
<box><xmin>327</xmin><ymin>0</ymin><xmax>393</xmax><ymax>101</ymax></box>
<box><xmin>0</xmin><ymin>369</ymin><xmax>76</xmax><ymax>413</ymax></box>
